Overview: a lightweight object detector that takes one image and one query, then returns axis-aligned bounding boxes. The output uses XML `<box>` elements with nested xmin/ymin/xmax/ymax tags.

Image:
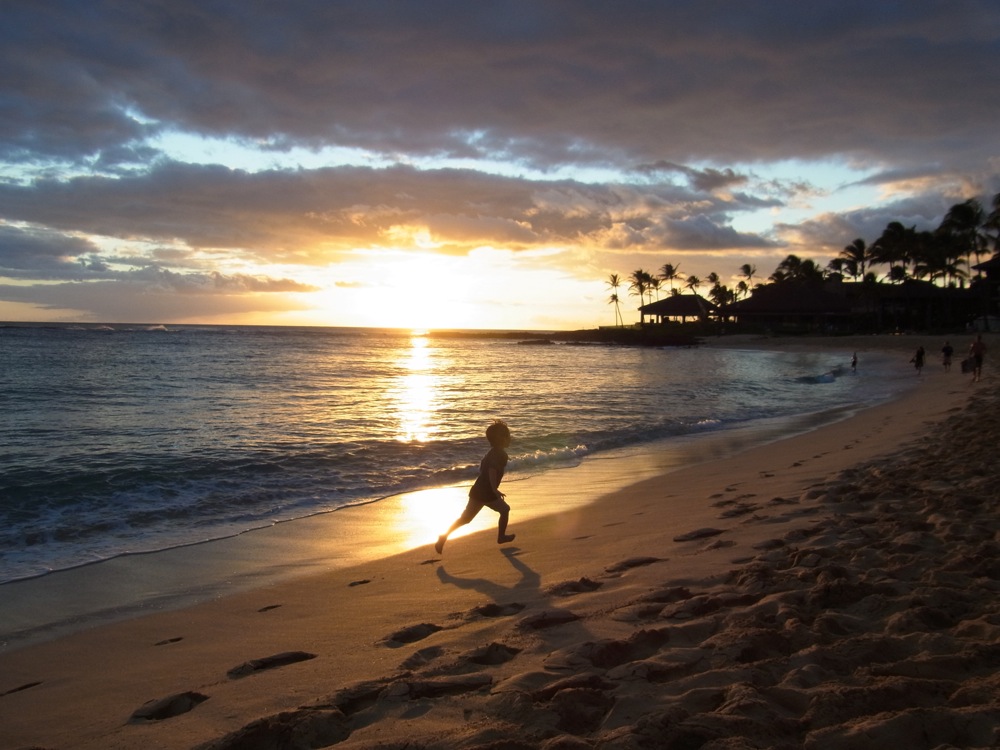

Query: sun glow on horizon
<box><xmin>295</xmin><ymin>245</ymin><xmax>601</xmax><ymax>331</ymax></box>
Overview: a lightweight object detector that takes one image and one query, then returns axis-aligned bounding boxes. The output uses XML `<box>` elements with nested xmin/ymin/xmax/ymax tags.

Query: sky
<box><xmin>2</xmin><ymin>1</ymin><xmax>999</xmax><ymax>331</ymax></box>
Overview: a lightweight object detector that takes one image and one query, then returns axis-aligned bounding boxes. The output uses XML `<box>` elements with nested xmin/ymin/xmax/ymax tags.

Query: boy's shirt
<box><xmin>470</xmin><ymin>447</ymin><xmax>508</xmax><ymax>501</ymax></box>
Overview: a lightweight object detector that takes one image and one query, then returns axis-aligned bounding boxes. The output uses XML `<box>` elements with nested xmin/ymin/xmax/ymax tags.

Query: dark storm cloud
<box><xmin>0</xmin><ymin>225</ymin><xmax>101</xmax><ymax>279</ymax></box>
<box><xmin>2</xmin><ymin>1</ymin><xmax>998</xmax><ymax>169</ymax></box>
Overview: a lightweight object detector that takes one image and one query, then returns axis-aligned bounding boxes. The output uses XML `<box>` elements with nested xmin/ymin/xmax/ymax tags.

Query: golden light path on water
<box><xmin>386</xmin><ymin>333</ymin><xmax>491</xmax><ymax>547</ymax></box>
<box><xmin>395</xmin><ymin>333</ymin><xmax>438</xmax><ymax>443</ymax></box>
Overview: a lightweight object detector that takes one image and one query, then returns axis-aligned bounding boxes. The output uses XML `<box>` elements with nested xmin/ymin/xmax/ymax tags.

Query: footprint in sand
<box><xmin>516</xmin><ymin>609</ymin><xmax>581</xmax><ymax>630</ymax></box>
<box><xmin>637</xmin><ymin>585</ymin><xmax>692</xmax><ymax>604</ymax></box>
<box><xmin>348</xmin><ymin>579</ymin><xmax>371</xmax><ymax>587</ymax></box>
<box><xmin>227</xmin><ymin>651</ymin><xmax>317</xmax><ymax>679</ymax></box>
<box><xmin>604</xmin><ymin>556</ymin><xmax>662</xmax><ymax>574</ymax></box>
<box><xmin>768</xmin><ymin>495</ymin><xmax>799</xmax><ymax>505</ymax></box>
<box><xmin>464</xmin><ymin>642</ymin><xmax>522</xmax><ymax>666</ymax></box>
<box><xmin>531</xmin><ymin>674</ymin><xmax>618</xmax><ymax>733</ymax></box>
<box><xmin>470</xmin><ymin>602</ymin><xmax>526</xmax><ymax>618</ymax></box>
<box><xmin>546</xmin><ymin>577</ymin><xmax>603</xmax><ymax>597</ymax></box>
<box><xmin>701</xmin><ymin>539</ymin><xmax>737</xmax><ymax>551</ymax></box>
<box><xmin>0</xmin><ymin>681</ymin><xmax>42</xmax><ymax>697</ymax></box>
<box><xmin>398</xmin><ymin>645</ymin><xmax>446</xmax><ymax>670</ymax></box>
<box><xmin>544</xmin><ymin>628</ymin><xmax>669</xmax><ymax>672</ymax></box>
<box><xmin>381</xmin><ymin>623</ymin><xmax>444</xmax><ymax>647</ymax></box>
<box><xmin>129</xmin><ymin>691</ymin><xmax>209</xmax><ymax>723</ymax></box>
<box><xmin>673</xmin><ymin>527</ymin><xmax>724</xmax><ymax>542</ymax></box>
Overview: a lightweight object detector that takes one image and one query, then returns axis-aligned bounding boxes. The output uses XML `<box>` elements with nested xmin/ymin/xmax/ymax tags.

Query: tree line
<box><xmin>605</xmin><ymin>193</ymin><xmax>1000</xmax><ymax>326</ymax></box>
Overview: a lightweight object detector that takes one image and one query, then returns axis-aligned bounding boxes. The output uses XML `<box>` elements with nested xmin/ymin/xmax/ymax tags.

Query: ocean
<box><xmin>0</xmin><ymin>323</ymin><xmax>910</xmax><ymax>586</ymax></box>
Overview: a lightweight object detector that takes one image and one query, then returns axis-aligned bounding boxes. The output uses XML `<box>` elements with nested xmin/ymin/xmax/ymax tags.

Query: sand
<box><xmin>1</xmin><ymin>334</ymin><xmax>998</xmax><ymax>750</ymax></box>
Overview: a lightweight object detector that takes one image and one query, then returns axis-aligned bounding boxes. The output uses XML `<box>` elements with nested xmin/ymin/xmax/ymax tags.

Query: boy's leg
<box><xmin>436</xmin><ymin>500</ymin><xmax>483</xmax><ymax>553</ymax></box>
<box><xmin>494</xmin><ymin>500</ymin><xmax>515</xmax><ymax>544</ymax></box>
<box><xmin>435</xmin><ymin>517</ymin><xmax>465</xmax><ymax>553</ymax></box>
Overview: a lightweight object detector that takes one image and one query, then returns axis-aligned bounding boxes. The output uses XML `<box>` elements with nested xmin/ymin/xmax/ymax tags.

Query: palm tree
<box><xmin>939</xmin><ymin>199</ymin><xmax>985</xmax><ymax>281</ymax></box>
<box><xmin>683</xmin><ymin>275</ymin><xmax>701</xmax><ymax>294</ymax></box>
<box><xmin>739</xmin><ymin>263</ymin><xmax>756</xmax><ymax>290</ymax></box>
<box><xmin>649</xmin><ymin>277</ymin><xmax>663</xmax><ymax>300</ymax></box>
<box><xmin>606</xmin><ymin>273</ymin><xmax>624</xmax><ymax>327</ymax></box>
<box><xmin>985</xmin><ymin>192</ymin><xmax>1000</xmax><ymax>257</ymax></box>
<box><xmin>659</xmin><ymin>263</ymin><xmax>683</xmax><ymax>292</ymax></box>
<box><xmin>839</xmin><ymin>238</ymin><xmax>871</xmax><ymax>280</ymax></box>
<box><xmin>827</xmin><ymin>257</ymin><xmax>849</xmax><ymax>279</ymax></box>
<box><xmin>769</xmin><ymin>254</ymin><xmax>825</xmax><ymax>284</ymax></box>
<box><xmin>871</xmin><ymin>221</ymin><xmax>916</xmax><ymax>283</ymax></box>
<box><xmin>708</xmin><ymin>281</ymin><xmax>732</xmax><ymax>307</ymax></box>
<box><xmin>913</xmin><ymin>230</ymin><xmax>967</xmax><ymax>286</ymax></box>
<box><xmin>608</xmin><ymin>293</ymin><xmax>624</xmax><ymax>326</ymax></box>
<box><xmin>628</xmin><ymin>269</ymin><xmax>652</xmax><ymax>325</ymax></box>
<box><xmin>736</xmin><ymin>279</ymin><xmax>749</xmax><ymax>299</ymax></box>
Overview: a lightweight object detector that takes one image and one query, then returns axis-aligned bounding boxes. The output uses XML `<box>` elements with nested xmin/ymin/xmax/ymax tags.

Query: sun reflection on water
<box><xmin>395</xmin><ymin>334</ymin><xmax>440</xmax><ymax>442</ymax></box>
<box><xmin>390</xmin><ymin>485</ymin><xmax>490</xmax><ymax>550</ymax></box>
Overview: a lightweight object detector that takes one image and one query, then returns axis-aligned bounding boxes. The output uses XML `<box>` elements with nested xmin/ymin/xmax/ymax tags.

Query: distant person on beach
<box><xmin>435</xmin><ymin>420</ymin><xmax>515</xmax><ymax>554</ymax></box>
<box><xmin>911</xmin><ymin>346</ymin><xmax>925</xmax><ymax>375</ymax></box>
<box><xmin>851</xmin><ymin>352</ymin><xmax>857</xmax><ymax>373</ymax></box>
<box><xmin>941</xmin><ymin>341</ymin><xmax>954</xmax><ymax>371</ymax></box>
<box><xmin>969</xmin><ymin>335</ymin><xmax>986</xmax><ymax>382</ymax></box>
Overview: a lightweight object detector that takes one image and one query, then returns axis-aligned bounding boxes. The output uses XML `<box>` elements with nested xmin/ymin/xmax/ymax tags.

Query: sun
<box><xmin>314</xmin><ymin>248</ymin><xmax>503</xmax><ymax>330</ymax></box>
<box><xmin>382</xmin><ymin>257</ymin><xmax>475</xmax><ymax>329</ymax></box>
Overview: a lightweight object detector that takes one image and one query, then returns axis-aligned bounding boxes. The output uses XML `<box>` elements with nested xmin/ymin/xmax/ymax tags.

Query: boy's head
<box><xmin>486</xmin><ymin>419</ymin><xmax>511</xmax><ymax>448</ymax></box>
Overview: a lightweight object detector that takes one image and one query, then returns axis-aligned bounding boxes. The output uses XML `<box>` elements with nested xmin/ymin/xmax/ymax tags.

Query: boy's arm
<box><xmin>487</xmin><ymin>466</ymin><xmax>505</xmax><ymax>500</ymax></box>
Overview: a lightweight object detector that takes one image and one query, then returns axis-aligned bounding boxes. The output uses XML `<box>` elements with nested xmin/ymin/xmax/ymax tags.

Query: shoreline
<box><xmin>0</xmin><ymin>334</ymin><xmax>925</xmax><ymax>650</ymax></box>
<box><xmin>0</xmin><ymin>337</ymin><xmax>994</xmax><ymax>749</ymax></box>
<box><xmin>0</xmin><ymin>395</ymin><xmax>891</xmax><ymax>653</ymax></box>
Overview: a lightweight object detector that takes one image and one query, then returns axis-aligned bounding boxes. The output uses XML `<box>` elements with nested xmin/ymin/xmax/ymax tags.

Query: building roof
<box><xmin>640</xmin><ymin>294</ymin><xmax>718</xmax><ymax>317</ymax></box>
<box><xmin>972</xmin><ymin>254</ymin><xmax>1000</xmax><ymax>273</ymax></box>
<box><xmin>724</xmin><ymin>283</ymin><xmax>852</xmax><ymax>315</ymax></box>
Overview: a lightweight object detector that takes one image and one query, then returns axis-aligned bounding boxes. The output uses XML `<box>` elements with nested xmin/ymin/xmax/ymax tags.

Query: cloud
<box><xmin>3</xmin><ymin>1</ymin><xmax>998</xmax><ymax>170</ymax></box>
<box><xmin>0</xmin><ymin>223</ymin><xmax>316</xmax><ymax>304</ymax></box>
<box><xmin>0</xmin><ymin>225</ymin><xmax>102</xmax><ymax>279</ymax></box>
<box><xmin>633</xmin><ymin>162</ymin><xmax>751</xmax><ymax>194</ymax></box>
<box><xmin>0</xmin><ymin>162</ymin><xmax>778</xmax><ymax>261</ymax></box>
<box><xmin>0</xmin><ymin>1</ymin><xmax>997</xmax><ymax>326</ymax></box>
<box><xmin>661</xmin><ymin>215</ymin><xmax>779</xmax><ymax>251</ymax></box>
<box><xmin>0</xmin><ymin>279</ymin><xmax>310</xmax><ymax>322</ymax></box>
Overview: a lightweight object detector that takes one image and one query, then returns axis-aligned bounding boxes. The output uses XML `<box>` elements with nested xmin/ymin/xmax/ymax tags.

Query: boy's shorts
<box><xmin>459</xmin><ymin>490</ymin><xmax>510</xmax><ymax>522</ymax></box>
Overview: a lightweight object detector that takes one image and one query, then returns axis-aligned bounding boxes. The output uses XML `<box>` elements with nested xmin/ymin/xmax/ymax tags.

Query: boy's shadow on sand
<box><xmin>435</xmin><ymin>547</ymin><xmax>540</xmax><ymax>603</ymax></box>
<box><xmin>435</xmin><ymin>547</ymin><xmax>594</xmax><ymax>644</ymax></box>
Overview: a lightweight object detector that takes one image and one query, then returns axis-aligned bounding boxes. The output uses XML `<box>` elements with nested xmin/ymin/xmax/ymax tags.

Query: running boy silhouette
<box><xmin>435</xmin><ymin>420</ymin><xmax>515</xmax><ymax>553</ymax></box>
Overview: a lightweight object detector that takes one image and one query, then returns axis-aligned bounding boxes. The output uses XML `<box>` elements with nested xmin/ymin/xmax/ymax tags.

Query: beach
<box><xmin>2</xmin><ymin>334</ymin><xmax>998</xmax><ymax>750</ymax></box>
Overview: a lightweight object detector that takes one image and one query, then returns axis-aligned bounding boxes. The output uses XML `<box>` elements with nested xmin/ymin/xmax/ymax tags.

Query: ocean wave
<box><xmin>0</xmin><ymin>327</ymin><xmax>909</xmax><ymax>584</ymax></box>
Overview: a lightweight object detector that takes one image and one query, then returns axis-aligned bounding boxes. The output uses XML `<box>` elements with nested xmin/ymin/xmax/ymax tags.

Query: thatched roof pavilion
<box><xmin>640</xmin><ymin>294</ymin><xmax>718</xmax><ymax>323</ymax></box>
